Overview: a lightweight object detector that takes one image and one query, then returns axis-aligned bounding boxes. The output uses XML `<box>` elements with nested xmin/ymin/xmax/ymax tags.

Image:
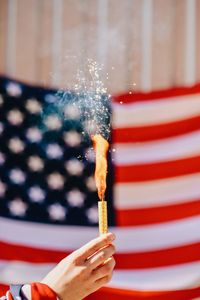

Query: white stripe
<box><xmin>141</xmin><ymin>0</ymin><xmax>153</xmax><ymax>91</ymax></box>
<box><xmin>114</xmin><ymin>130</ymin><xmax>200</xmax><ymax>165</ymax></box>
<box><xmin>6</xmin><ymin>0</ymin><xmax>17</xmax><ymax>75</ymax></box>
<box><xmin>0</xmin><ymin>261</ymin><xmax>53</xmax><ymax>284</ymax></box>
<box><xmin>1</xmin><ymin>260</ymin><xmax>200</xmax><ymax>291</ymax></box>
<box><xmin>51</xmin><ymin>0</ymin><xmax>63</xmax><ymax>86</ymax></box>
<box><xmin>115</xmin><ymin>173</ymin><xmax>200</xmax><ymax>209</ymax></box>
<box><xmin>113</xmin><ymin>94</ymin><xmax>200</xmax><ymax>127</ymax></box>
<box><xmin>185</xmin><ymin>0</ymin><xmax>196</xmax><ymax>85</ymax></box>
<box><xmin>1</xmin><ymin>215</ymin><xmax>200</xmax><ymax>252</ymax></box>
<box><xmin>110</xmin><ymin>261</ymin><xmax>200</xmax><ymax>291</ymax></box>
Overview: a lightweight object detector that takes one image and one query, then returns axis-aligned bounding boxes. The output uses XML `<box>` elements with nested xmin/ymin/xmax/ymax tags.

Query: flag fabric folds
<box><xmin>1</xmin><ymin>77</ymin><xmax>200</xmax><ymax>299</ymax></box>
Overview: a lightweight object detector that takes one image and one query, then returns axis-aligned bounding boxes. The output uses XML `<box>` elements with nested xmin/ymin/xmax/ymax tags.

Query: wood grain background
<box><xmin>0</xmin><ymin>0</ymin><xmax>199</xmax><ymax>93</ymax></box>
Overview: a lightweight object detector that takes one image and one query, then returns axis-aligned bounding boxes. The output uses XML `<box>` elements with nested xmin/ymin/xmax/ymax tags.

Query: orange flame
<box><xmin>92</xmin><ymin>134</ymin><xmax>109</xmax><ymax>200</ymax></box>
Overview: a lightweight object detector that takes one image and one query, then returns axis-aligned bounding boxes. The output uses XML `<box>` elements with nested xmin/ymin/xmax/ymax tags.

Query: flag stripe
<box><xmin>116</xmin><ymin>199</ymin><xmax>200</xmax><ymax>226</ymax></box>
<box><xmin>1</xmin><ymin>283</ymin><xmax>199</xmax><ymax>300</ymax></box>
<box><xmin>115</xmin><ymin>155</ymin><xmax>200</xmax><ymax>182</ymax></box>
<box><xmin>115</xmin><ymin>173</ymin><xmax>200</xmax><ymax>209</ymax></box>
<box><xmin>113</xmin><ymin>83</ymin><xmax>200</xmax><ymax>103</ymax></box>
<box><xmin>113</xmin><ymin>94</ymin><xmax>200</xmax><ymax>127</ymax></box>
<box><xmin>114</xmin><ymin>130</ymin><xmax>200</xmax><ymax>165</ymax></box>
<box><xmin>0</xmin><ymin>285</ymin><xmax>9</xmax><ymax>295</ymax></box>
<box><xmin>1</xmin><ymin>216</ymin><xmax>200</xmax><ymax>252</ymax></box>
<box><xmin>87</xmin><ymin>286</ymin><xmax>200</xmax><ymax>300</ymax></box>
<box><xmin>1</xmin><ymin>241</ymin><xmax>200</xmax><ymax>269</ymax></box>
<box><xmin>113</xmin><ymin>115</ymin><xmax>200</xmax><ymax>143</ymax></box>
<box><xmin>1</xmin><ymin>260</ymin><xmax>200</xmax><ymax>291</ymax></box>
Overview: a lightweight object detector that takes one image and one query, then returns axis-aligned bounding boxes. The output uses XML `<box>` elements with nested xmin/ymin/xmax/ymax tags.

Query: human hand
<box><xmin>41</xmin><ymin>232</ymin><xmax>116</xmax><ymax>300</ymax></box>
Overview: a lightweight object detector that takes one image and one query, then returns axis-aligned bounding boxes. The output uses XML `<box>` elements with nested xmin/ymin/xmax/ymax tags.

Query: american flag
<box><xmin>1</xmin><ymin>76</ymin><xmax>200</xmax><ymax>299</ymax></box>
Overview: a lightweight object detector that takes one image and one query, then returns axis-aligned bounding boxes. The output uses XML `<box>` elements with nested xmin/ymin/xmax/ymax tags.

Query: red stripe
<box><xmin>1</xmin><ymin>283</ymin><xmax>200</xmax><ymax>300</ymax></box>
<box><xmin>115</xmin><ymin>155</ymin><xmax>200</xmax><ymax>182</ymax></box>
<box><xmin>0</xmin><ymin>241</ymin><xmax>69</xmax><ymax>263</ymax></box>
<box><xmin>0</xmin><ymin>284</ymin><xmax>9</xmax><ymax>296</ymax></box>
<box><xmin>1</xmin><ymin>241</ymin><xmax>200</xmax><ymax>269</ymax></box>
<box><xmin>116</xmin><ymin>243</ymin><xmax>200</xmax><ymax>269</ymax></box>
<box><xmin>112</xmin><ymin>82</ymin><xmax>200</xmax><ymax>103</ymax></box>
<box><xmin>113</xmin><ymin>115</ymin><xmax>200</xmax><ymax>143</ymax></box>
<box><xmin>87</xmin><ymin>286</ymin><xmax>200</xmax><ymax>300</ymax></box>
<box><xmin>116</xmin><ymin>199</ymin><xmax>200</xmax><ymax>226</ymax></box>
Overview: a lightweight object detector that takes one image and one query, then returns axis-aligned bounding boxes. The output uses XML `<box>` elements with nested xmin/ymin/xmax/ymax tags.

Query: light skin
<box><xmin>23</xmin><ymin>233</ymin><xmax>116</xmax><ymax>300</ymax></box>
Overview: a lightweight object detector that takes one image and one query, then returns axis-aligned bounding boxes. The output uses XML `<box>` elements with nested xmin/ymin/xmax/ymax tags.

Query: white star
<box><xmin>63</xmin><ymin>131</ymin><xmax>81</xmax><ymax>147</ymax></box>
<box><xmin>85</xmin><ymin>176</ymin><xmax>97</xmax><ymax>192</ymax></box>
<box><xmin>26</xmin><ymin>99</ymin><xmax>42</xmax><ymax>114</ymax></box>
<box><xmin>9</xmin><ymin>169</ymin><xmax>26</xmax><ymax>184</ymax></box>
<box><xmin>44</xmin><ymin>115</ymin><xmax>62</xmax><ymax>130</ymax></box>
<box><xmin>48</xmin><ymin>203</ymin><xmax>66</xmax><ymax>221</ymax></box>
<box><xmin>85</xmin><ymin>148</ymin><xmax>95</xmax><ymax>162</ymax></box>
<box><xmin>65</xmin><ymin>159</ymin><xmax>83</xmax><ymax>176</ymax></box>
<box><xmin>45</xmin><ymin>94</ymin><xmax>57</xmax><ymax>103</ymax></box>
<box><xmin>27</xmin><ymin>156</ymin><xmax>44</xmax><ymax>172</ymax></box>
<box><xmin>87</xmin><ymin>206</ymin><xmax>98</xmax><ymax>224</ymax></box>
<box><xmin>6</xmin><ymin>82</ymin><xmax>22</xmax><ymax>97</ymax></box>
<box><xmin>0</xmin><ymin>122</ymin><xmax>4</xmax><ymax>135</ymax></box>
<box><xmin>64</xmin><ymin>104</ymin><xmax>80</xmax><ymax>119</ymax></box>
<box><xmin>8</xmin><ymin>137</ymin><xmax>25</xmax><ymax>153</ymax></box>
<box><xmin>47</xmin><ymin>172</ymin><xmax>65</xmax><ymax>190</ymax></box>
<box><xmin>0</xmin><ymin>95</ymin><xmax>3</xmax><ymax>106</ymax></box>
<box><xmin>0</xmin><ymin>152</ymin><xmax>5</xmax><ymax>166</ymax></box>
<box><xmin>46</xmin><ymin>144</ymin><xmax>63</xmax><ymax>159</ymax></box>
<box><xmin>66</xmin><ymin>189</ymin><xmax>85</xmax><ymax>207</ymax></box>
<box><xmin>0</xmin><ymin>181</ymin><xmax>6</xmax><ymax>197</ymax></box>
<box><xmin>7</xmin><ymin>110</ymin><xmax>24</xmax><ymax>125</ymax></box>
<box><xmin>9</xmin><ymin>198</ymin><xmax>27</xmax><ymax>216</ymax></box>
<box><xmin>28</xmin><ymin>186</ymin><xmax>46</xmax><ymax>202</ymax></box>
<box><xmin>26</xmin><ymin>127</ymin><xmax>42</xmax><ymax>143</ymax></box>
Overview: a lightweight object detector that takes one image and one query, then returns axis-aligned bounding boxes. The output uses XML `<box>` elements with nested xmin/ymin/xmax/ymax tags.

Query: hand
<box><xmin>41</xmin><ymin>233</ymin><xmax>116</xmax><ymax>300</ymax></box>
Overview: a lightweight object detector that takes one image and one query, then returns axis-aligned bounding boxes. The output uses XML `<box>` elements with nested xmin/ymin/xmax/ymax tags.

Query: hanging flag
<box><xmin>1</xmin><ymin>77</ymin><xmax>200</xmax><ymax>299</ymax></box>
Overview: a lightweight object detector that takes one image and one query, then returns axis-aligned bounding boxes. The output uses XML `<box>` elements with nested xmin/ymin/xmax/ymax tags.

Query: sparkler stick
<box><xmin>92</xmin><ymin>134</ymin><xmax>109</xmax><ymax>236</ymax></box>
<box><xmin>98</xmin><ymin>197</ymin><xmax>108</xmax><ymax>235</ymax></box>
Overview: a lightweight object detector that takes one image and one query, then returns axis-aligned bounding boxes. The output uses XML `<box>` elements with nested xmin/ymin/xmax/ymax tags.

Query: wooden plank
<box><xmin>1</xmin><ymin>0</ymin><xmax>198</xmax><ymax>91</ymax></box>
<box><xmin>151</xmin><ymin>0</ymin><xmax>176</xmax><ymax>90</ymax></box>
<box><xmin>0</xmin><ymin>0</ymin><xmax>8</xmax><ymax>73</ymax></box>
<box><xmin>106</xmin><ymin>0</ymin><xmax>132</xmax><ymax>93</ymax></box>
<box><xmin>60</xmin><ymin>0</ymin><xmax>85</xmax><ymax>89</ymax></box>
<box><xmin>174</xmin><ymin>0</ymin><xmax>186</xmax><ymax>86</ymax></box>
<box><xmin>196</xmin><ymin>0</ymin><xmax>200</xmax><ymax>82</ymax></box>
<box><xmin>126</xmin><ymin>0</ymin><xmax>143</xmax><ymax>92</ymax></box>
<box><xmin>82</xmin><ymin>0</ymin><xmax>98</xmax><ymax>69</ymax></box>
<box><xmin>15</xmin><ymin>0</ymin><xmax>39</xmax><ymax>84</ymax></box>
<box><xmin>37</xmin><ymin>0</ymin><xmax>53</xmax><ymax>87</ymax></box>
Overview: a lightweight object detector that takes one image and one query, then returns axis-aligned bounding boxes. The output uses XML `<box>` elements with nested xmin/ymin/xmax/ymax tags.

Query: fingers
<box><xmin>94</xmin><ymin>274</ymin><xmax>112</xmax><ymax>290</ymax></box>
<box><xmin>92</xmin><ymin>257</ymin><xmax>116</xmax><ymax>281</ymax></box>
<box><xmin>87</xmin><ymin>244</ymin><xmax>115</xmax><ymax>269</ymax></box>
<box><xmin>74</xmin><ymin>233</ymin><xmax>115</xmax><ymax>262</ymax></box>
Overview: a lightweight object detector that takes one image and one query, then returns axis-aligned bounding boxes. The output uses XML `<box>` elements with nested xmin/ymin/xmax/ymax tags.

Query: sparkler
<box><xmin>92</xmin><ymin>134</ymin><xmax>109</xmax><ymax>235</ymax></box>
<box><xmin>45</xmin><ymin>58</ymin><xmax>111</xmax><ymax>233</ymax></box>
<box><xmin>98</xmin><ymin>197</ymin><xmax>108</xmax><ymax>235</ymax></box>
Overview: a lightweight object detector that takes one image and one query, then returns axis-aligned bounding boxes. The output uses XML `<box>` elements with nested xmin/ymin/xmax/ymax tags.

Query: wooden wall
<box><xmin>0</xmin><ymin>0</ymin><xmax>199</xmax><ymax>93</ymax></box>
